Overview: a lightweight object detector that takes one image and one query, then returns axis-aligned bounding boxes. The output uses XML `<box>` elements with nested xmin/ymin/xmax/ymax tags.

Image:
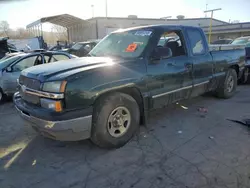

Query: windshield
<box><xmin>231</xmin><ymin>38</ymin><xmax>250</xmax><ymax>45</ymax></box>
<box><xmin>0</xmin><ymin>55</ymin><xmax>21</xmax><ymax>69</ymax></box>
<box><xmin>89</xmin><ymin>30</ymin><xmax>152</xmax><ymax>58</ymax></box>
<box><xmin>71</xmin><ymin>43</ymin><xmax>85</xmax><ymax>50</ymax></box>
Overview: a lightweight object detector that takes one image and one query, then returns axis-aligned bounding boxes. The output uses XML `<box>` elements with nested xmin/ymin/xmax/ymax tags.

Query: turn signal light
<box><xmin>55</xmin><ymin>101</ymin><xmax>62</xmax><ymax>112</ymax></box>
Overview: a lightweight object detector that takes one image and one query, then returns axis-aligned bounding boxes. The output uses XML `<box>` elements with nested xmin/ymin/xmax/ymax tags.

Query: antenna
<box><xmin>105</xmin><ymin>0</ymin><xmax>108</xmax><ymax>17</ymax></box>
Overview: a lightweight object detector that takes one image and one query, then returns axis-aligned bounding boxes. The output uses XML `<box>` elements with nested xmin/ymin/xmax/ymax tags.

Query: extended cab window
<box><xmin>89</xmin><ymin>30</ymin><xmax>152</xmax><ymax>58</ymax></box>
<box><xmin>157</xmin><ymin>30</ymin><xmax>186</xmax><ymax>57</ymax></box>
<box><xmin>187</xmin><ymin>28</ymin><xmax>205</xmax><ymax>55</ymax></box>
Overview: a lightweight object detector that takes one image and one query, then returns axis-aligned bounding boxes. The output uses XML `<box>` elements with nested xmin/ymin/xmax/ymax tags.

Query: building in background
<box><xmin>26</xmin><ymin>14</ymin><xmax>250</xmax><ymax>43</ymax></box>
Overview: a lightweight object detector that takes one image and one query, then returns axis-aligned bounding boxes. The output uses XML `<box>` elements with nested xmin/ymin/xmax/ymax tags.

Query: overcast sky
<box><xmin>0</xmin><ymin>0</ymin><xmax>249</xmax><ymax>29</ymax></box>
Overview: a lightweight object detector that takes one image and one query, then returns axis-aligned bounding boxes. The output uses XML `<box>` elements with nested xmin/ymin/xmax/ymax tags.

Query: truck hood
<box><xmin>21</xmin><ymin>57</ymin><xmax>123</xmax><ymax>82</ymax></box>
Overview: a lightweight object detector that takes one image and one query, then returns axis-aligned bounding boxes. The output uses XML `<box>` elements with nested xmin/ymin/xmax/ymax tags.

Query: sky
<box><xmin>0</xmin><ymin>0</ymin><xmax>250</xmax><ymax>29</ymax></box>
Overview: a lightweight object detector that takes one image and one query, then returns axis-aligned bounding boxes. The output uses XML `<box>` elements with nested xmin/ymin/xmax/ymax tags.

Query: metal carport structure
<box><xmin>26</xmin><ymin>14</ymin><xmax>88</xmax><ymax>42</ymax></box>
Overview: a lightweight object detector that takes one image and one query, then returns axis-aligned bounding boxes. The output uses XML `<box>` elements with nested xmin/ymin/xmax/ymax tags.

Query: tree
<box><xmin>0</xmin><ymin>21</ymin><xmax>10</xmax><ymax>37</ymax></box>
<box><xmin>15</xmin><ymin>27</ymin><xmax>30</xmax><ymax>39</ymax></box>
<box><xmin>51</xmin><ymin>25</ymin><xmax>68</xmax><ymax>41</ymax></box>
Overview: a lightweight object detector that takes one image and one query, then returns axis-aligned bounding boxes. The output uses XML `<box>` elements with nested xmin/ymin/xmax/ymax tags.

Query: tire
<box><xmin>216</xmin><ymin>68</ymin><xmax>237</xmax><ymax>99</ymax></box>
<box><xmin>0</xmin><ymin>88</ymin><xmax>6</xmax><ymax>104</ymax></box>
<box><xmin>91</xmin><ymin>92</ymin><xmax>140</xmax><ymax>149</ymax></box>
<box><xmin>239</xmin><ymin>68</ymin><xmax>249</xmax><ymax>84</ymax></box>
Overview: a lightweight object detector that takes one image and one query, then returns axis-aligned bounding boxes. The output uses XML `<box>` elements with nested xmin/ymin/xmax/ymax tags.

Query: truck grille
<box><xmin>19</xmin><ymin>75</ymin><xmax>40</xmax><ymax>90</ymax></box>
<box><xmin>19</xmin><ymin>75</ymin><xmax>40</xmax><ymax>105</ymax></box>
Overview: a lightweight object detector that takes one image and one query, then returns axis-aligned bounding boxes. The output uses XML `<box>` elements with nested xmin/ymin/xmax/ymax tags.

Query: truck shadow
<box><xmin>1</xmin><ymin>89</ymin><xmax>245</xmax><ymax>187</ymax></box>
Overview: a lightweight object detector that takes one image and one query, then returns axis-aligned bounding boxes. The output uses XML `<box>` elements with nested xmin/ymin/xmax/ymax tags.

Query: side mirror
<box><xmin>151</xmin><ymin>47</ymin><xmax>172</xmax><ymax>60</ymax></box>
<box><xmin>6</xmin><ymin>67</ymin><xmax>12</xmax><ymax>72</ymax></box>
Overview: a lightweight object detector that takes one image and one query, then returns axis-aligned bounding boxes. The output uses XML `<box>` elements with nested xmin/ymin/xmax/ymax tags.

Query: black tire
<box><xmin>91</xmin><ymin>92</ymin><xmax>140</xmax><ymax>149</ymax></box>
<box><xmin>216</xmin><ymin>68</ymin><xmax>237</xmax><ymax>99</ymax></box>
<box><xmin>239</xmin><ymin>68</ymin><xmax>249</xmax><ymax>84</ymax></box>
<box><xmin>0</xmin><ymin>88</ymin><xmax>6</xmax><ymax>104</ymax></box>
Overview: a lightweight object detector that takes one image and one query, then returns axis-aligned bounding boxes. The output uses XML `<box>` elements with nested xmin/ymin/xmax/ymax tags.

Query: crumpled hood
<box><xmin>21</xmin><ymin>57</ymin><xmax>116</xmax><ymax>82</ymax></box>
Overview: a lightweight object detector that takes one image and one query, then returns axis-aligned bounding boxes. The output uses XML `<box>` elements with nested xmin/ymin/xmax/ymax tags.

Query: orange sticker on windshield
<box><xmin>126</xmin><ymin>43</ymin><xmax>138</xmax><ymax>52</ymax></box>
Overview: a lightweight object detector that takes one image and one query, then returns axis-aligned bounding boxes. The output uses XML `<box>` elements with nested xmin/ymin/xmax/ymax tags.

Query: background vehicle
<box><xmin>0</xmin><ymin>51</ymin><xmax>75</xmax><ymax>103</ymax></box>
<box><xmin>66</xmin><ymin>40</ymin><xmax>100</xmax><ymax>57</ymax></box>
<box><xmin>0</xmin><ymin>37</ymin><xmax>19</xmax><ymax>59</ymax></box>
<box><xmin>14</xmin><ymin>25</ymin><xmax>245</xmax><ymax>148</ymax></box>
<box><xmin>230</xmin><ymin>36</ymin><xmax>250</xmax><ymax>83</ymax></box>
<box><xmin>231</xmin><ymin>36</ymin><xmax>250</xmax><ymax>46</ymax></box>
<box><xmin>49</xmin><ymin>41</ymin><xmax>71</xmax><ymax>51</ymax></box>
<box><xmin>211</xmin><ymin>39</ymin><xmax>233</xmax><ymax>44</ymax></box>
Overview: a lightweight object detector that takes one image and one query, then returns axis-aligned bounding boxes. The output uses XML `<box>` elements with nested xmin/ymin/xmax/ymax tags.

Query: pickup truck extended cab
<box><xmin>14</xmin><ymin>25</ymin><xmax>246</xmax><ymax>148</ymax></box>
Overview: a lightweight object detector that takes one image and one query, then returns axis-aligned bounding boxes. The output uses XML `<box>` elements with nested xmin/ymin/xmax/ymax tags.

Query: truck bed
<box><xmin>209</xmin><ymin>44</ymin><xmax>246</xmax><ymax>51</ymax></box>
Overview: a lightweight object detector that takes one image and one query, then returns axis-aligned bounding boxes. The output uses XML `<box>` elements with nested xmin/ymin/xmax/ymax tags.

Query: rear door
<box><xmin>185</xmin><ymin>28</ymin><xmax>213</xmax><ymax>95</ymax></box>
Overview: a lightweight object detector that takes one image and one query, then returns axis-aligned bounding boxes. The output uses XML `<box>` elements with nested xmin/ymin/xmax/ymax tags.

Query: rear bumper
<box><xmin>14</xmin><ymin>92</ymin><xmax>92</xmax><ymax>141</ymax></box>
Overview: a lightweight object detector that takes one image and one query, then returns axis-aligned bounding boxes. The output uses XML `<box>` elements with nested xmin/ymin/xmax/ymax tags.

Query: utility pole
<box><xmin>105</xmin><ymin>0</ymin><xmax>108</xmax><ymax>17</ymax></box>
<box><xmin>204</xmin><ymin>8</ymin><xmax>222</xmax><ymax>44</ymax></box>
<box><xmin>205</xmin><ymin>4</ymin><xmax>208</xmax><ymax>17</ymax></box>
<box><xmin>91</xmin><ymin>5</ymin><xmax>94</xmax><ymax>18</ymax></box>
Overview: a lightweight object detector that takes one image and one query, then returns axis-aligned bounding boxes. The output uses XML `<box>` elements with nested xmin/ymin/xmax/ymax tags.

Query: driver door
<box><xmin>147</xmin><ymin>30</ymin><xmax>192</xmax><ymax>109</ymax></box>
<box><xmin>2</xmin><ymin>55</ymin><xmax>40</xmax><ymax>94</ymax></box>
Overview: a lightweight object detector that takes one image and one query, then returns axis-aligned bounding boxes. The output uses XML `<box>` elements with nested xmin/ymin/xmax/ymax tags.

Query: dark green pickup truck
<box><xmin>14</xmin><ymin>25</ymin><xmax>246</xmax><ymax>148</ymax></box>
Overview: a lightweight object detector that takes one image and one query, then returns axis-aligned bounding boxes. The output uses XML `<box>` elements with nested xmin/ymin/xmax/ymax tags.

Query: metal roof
<box><xmin>26</xmin><ymin>14</ymin><xmax>87</xmax><ymax>29</ymax></box>
<box><xmin>88</xmin><ymin>16</ymin><xmax>228</xmax><ymax>24</ymax></box>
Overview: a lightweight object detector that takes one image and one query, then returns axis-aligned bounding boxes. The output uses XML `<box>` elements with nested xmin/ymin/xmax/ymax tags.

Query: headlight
<box><xmin>42</xmin><ymin>81</ymin><xmax>67</xmax><ymax>93</ymax></box>
<box><xmin>40</xmin><ymin>98</ymin><xmax>63</xmax><ymax>112</ymax></box>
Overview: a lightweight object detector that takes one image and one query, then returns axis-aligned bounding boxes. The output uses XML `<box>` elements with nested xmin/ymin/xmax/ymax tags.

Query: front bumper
<box><xmin>14</xmin><ymin>92</ymin><xmax>92</xmax><ymax>141</ymax></box>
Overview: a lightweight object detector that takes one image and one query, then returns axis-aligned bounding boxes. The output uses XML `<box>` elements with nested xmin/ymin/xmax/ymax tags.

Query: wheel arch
<box><xmin>93</xmin><ymin>87</ymin><xmax>147</xmax><ymax>125</ymax></box>
<box><xmin>229</xmin><ymin>64</ymin><xmax>239</xmax><ymax>78</ymax></box>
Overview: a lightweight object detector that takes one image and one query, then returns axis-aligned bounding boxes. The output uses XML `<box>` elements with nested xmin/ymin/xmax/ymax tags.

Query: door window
<box><xmin>157</xmin><ymin>30</ymin><xmax>186</xmax><ymax>57</ymax></box>
<box><xmin>186</xmin><ymin>29</ymin><xmax>206</xmax><ymax>55</ymax></box>
<box><xmin>43</xmin><ymin>55</ymin><xmax>51</xmax><ymax>63</ymax></box>
<box><xmin>12</xmin><ymin>56</ymin><xmax>38</xmax><ymax>72</ymax></box>
<box><xmin>50</xmin><ymin>54</ymin><xmax>69</xmax><ymax>62</ymax></box>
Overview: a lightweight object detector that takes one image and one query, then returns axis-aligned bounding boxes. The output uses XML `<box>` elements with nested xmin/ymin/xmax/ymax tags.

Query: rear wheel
<box><xmin>91</xmin><ymin>92</ymin><xmax>140</xmax><ymax>149</ymax></box>
<box><xmin>216</xmin><ymin>68</ymin><xmax>237</xmax><ymax>99</ymax></box>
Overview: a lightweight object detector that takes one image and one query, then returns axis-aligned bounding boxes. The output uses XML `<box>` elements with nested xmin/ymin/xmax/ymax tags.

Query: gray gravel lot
<box><xmin>1</xmin><ymin>86</ymin><xmax>250</xmax><ymax>188</ymax></box>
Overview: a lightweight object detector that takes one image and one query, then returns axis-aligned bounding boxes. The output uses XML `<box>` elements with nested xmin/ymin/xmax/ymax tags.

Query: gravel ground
<box><xmin>1</xmin><ymin>86</ymin><xmax>250</xmax><ymax>188</ymax></box>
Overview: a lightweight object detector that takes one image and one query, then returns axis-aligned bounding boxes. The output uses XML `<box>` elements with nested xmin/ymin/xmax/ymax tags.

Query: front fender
<box><xmin>64</xmin><ymin>60</ymin><xmax>147</xmax><ymax>110</ymax></box>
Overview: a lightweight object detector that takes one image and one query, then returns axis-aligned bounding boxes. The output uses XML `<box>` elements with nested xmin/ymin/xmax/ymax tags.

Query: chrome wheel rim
<box><xmin>107</xmin><ymin>106</ymin><xmax>131</xmax><ymax>138</ymax></box>
<box><xmin>227</xmin><ymin>75</ymin><xmax>234</xmax><ymax>92</ymax></box>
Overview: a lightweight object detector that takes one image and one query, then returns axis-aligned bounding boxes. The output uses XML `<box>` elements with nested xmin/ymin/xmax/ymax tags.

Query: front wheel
<box><xmin>216</xmin><ymin>68</ymin><xmax>237</xmax><ymax>99</ymax></box>
<box><xmin>91</xmin><ymin>92</ymin><xmax>140</xmax><ymax>149</ymax></box>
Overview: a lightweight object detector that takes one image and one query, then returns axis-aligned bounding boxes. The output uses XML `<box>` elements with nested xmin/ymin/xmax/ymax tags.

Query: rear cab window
<box><xmin>186</xmin><ymin>28</ymin><xmax>206</xmax><ymax>55</ymax></box>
